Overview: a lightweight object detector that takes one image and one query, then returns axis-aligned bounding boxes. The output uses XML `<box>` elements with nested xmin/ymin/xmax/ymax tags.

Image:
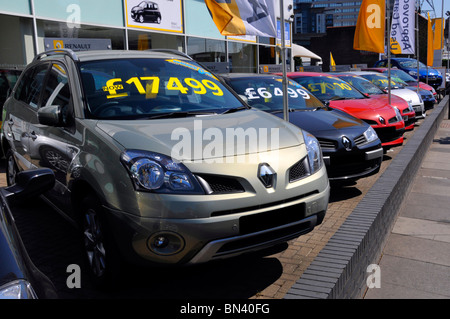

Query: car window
<box><xmin>227</xmin><ymin>77</ymin><xmax>324</xmax><ymax>111</ymax></box>
<box><xmin>41</xmin><ymin>63</ymin><xmax>74</xmax><ymax>126</ymax></box>
<box><xmin>79</xmin><ymin>58</ymin><xmax>243</xmax><ymax>119</ymax></box>
<box><xmin>383</xmin><ymin>69</ymin><xmax>416</xmax><ymax>82</ymax></box>
<box><xmin>398</xmin><ymin>60</ymin><xmax>426</xmax><ymax>69</ymax></box>
<box><xmin>291</xmin><ymin>76</ymin><xmax>366</xmax><ymax>101</ymax></box>
<box><xmin>14</xmin><ymin>64</ymin><xmax>49</xmax><ymax>109</ymax></box>
<box><xmin>339</xmin><ymin>75</ymin><xmax>384</xmax><ymax>95</ymax></box>
<box><xmin>359</xmin><ymin>74</ymin><xmax>402</xmax><ymax>90</ymax></box>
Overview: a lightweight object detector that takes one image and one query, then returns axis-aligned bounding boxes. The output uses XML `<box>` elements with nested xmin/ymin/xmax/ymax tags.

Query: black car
<box><xmin>131</xmin><ymin>1</ymin><xmax>161</xmax><ymax>24</ymax></box>
<box><xmin>0</xmin><ymin>168</ymin><xmax>57</xmax><ymax>299</ymax></box>
<box><xmin>220</xmin><ymin>73</ymin><xmax>384</xmax><ymax>182</ymax></box>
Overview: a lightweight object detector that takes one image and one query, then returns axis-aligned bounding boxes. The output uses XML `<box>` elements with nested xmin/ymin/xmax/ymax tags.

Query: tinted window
<box><xmin>42</xmin><ymin>63</ymin><xmax>73</xmax><ymax>126</ymax></box>
<box><xmin>79</xmin><ymin>58</ymin><xmax>242</xmax><ymax>119</ymax></box>
<box><xmin>338</xmin><ymin>75</ymin><xmax>384</xmax><ymax>95</ymax></box>
<box><xmin>291</xmin><ymin>76</ymin><xmax>366</xmax><ymax>101</ymax></box>
<box><xmin>359</xmin><ymin>74</ymin><xmax>402</xmax><ymax>90</ymax></box>
<box><xmin>42</xmin><ymin>63</ymin><xmax>71</xmax><ymax>108</ymax></box>
<box><xmin>15</xmin><ymin>64</ymin><xmax>49</xmax><ymax>108</ymax></box>
<box><xmin>226</xmin><ymin>76</ymin><xmax>324</xmax><ymax>111</ymax></box>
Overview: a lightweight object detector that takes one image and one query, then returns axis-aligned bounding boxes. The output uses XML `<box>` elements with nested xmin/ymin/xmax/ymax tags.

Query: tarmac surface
<box><xmin>1</xmin><ymin>98</ymin><xmax>448</xmax><ymax>299</ymax></box>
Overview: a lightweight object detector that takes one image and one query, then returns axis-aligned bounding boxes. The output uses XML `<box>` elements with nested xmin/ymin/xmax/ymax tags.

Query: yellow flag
<box><xmin>427</xmin><ymin>13</ymin><xmax>434</xmax><ymax>67</ymax></box>
<box><xmin>330</xmin><ymin>52</ymin><xmax>336</xmax><ymax>71</ymax></box>
<box><xmin>353</xmin><ymin>0</ymin><xmax>385</xmax><ymax>53</ymax></box>
<box><xmin>432</xmin><ymin>18</ymin><xmax>444</xmax><ymax>50</ymax></box>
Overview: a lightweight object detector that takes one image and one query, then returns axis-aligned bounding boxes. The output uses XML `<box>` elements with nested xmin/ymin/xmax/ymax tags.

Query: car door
<box><xmin>4</xmin><ymin>63</ymin><xmax>49</xmax><ymax>171</ymax></box>
<box><xmin>28</xmin><ymin>62</ymin><xmax>80</xmax><ymax>210</ymax></box>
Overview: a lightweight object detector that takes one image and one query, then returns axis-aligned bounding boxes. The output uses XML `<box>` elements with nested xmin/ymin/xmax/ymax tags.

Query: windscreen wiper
<box><xmin>147</xmin><ymin>111</ymin><xmax>217</xmax><ymax>119</ymax></box>
<box><xmin>221</xmin><ymin>106</ymin><xmax>250</xmax><ymax>114</ymax></box>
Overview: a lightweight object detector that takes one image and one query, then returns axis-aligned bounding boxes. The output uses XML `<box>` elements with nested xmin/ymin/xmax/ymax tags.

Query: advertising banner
<box><xmin>390</xmin><ymin>0</ymin><xmax>415</xmax><ymax>54</ymax></box>
<box><xmin>125</xmin><ymin>0</ymin><xmax>183</xmax><ymax>33</ymax></box>
<box><xmin>353</xmin><ymin>0</ymin><xmax>385</xmax><ymax>53</ymax></box>
<box><xmin>205</xmin><ymin>0</ymin><xmax>277</xmax><ymax>37</ymax></box>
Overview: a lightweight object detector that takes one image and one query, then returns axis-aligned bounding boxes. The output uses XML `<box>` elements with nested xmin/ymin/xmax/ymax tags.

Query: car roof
<box><xmin>34</xmin><ymin>49</ymin><xmax>192</xmax><ymax>63</ymax></box>
<box><xmin>220</xmin><ymin>73</ymin><xmax>281</xmax><ymax>80</ymax></box>
<box><xmin>284</xmin><ymin>71</ymin><xmax>330</xmax><ymax>77</ymax></box>
<box><xmin>347</xmin><ymin>71</ymin><xmax>381</xmax><ymax>76</ymax></box>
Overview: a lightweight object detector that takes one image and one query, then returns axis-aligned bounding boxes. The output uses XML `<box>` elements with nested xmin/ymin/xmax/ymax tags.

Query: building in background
<box><xmin>0</xmin><ymin>0</ymin><xmax>294</xmax><ymax>74</ymax></box>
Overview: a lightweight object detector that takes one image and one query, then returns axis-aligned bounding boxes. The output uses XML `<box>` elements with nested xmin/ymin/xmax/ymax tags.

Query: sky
<box><xmin>421</xmin><ymin>0</ymin><xmax>450</xmax><ymax>18</ymax></box>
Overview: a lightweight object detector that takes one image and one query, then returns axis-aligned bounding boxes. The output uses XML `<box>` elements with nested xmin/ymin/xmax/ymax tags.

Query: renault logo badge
<box><xmin>342</xmin><ymin>136</ymin><xmax>352</xmax><ymax>151</ymax></box>
<box><xmin>258</xmin><ymin>163</ymin><xmax>276</xmax><ymax>188</ymax></box>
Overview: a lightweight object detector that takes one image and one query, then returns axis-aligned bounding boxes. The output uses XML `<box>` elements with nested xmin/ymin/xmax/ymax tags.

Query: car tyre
<box><xmin>139</xmin><ymin>14</ymin><xmax>144</xmax><ymax>23</ymax></box>
<box><xmin>80</xmin><ymin>194</ymin><xmax>122</xmax><ymax>289</ymax></box>
<box><xmin>5</xmin><ymin>149</ymin><xmax>19</xmax><ymax>186</ymax></box>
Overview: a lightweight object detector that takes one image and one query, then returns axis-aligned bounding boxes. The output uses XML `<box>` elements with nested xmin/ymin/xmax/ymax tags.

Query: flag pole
<box><xmin>280</xmin><ymin>0</ymin><xmax>289</xmax><ymax>122</ymax></box>
<box><xmin>416</xmin><ymin>0</ymin><xmax>420</xmax><ymax>94</ymax></box>
<box><xmin>387</xmin><ymin>0</ymin><xmax>392</xmax><ymax>106</ymax></box>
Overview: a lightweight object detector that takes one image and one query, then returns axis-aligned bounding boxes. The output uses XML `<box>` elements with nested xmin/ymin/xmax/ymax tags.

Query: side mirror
<box><xmin>38</xmin><ymin>105</ymin><xmax>63</xmax><ymax>126</ymax></box>
<box><xmin>3</xmin><ymin>168</ymin><xmax>55</xmax><ymax>201</ymax></box>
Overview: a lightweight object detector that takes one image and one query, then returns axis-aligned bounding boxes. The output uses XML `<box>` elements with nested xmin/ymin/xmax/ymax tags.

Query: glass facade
<box><xmin>0</xmin><ymin>0</ymin><xmax>291</xmax><ymax>73</ymax></box>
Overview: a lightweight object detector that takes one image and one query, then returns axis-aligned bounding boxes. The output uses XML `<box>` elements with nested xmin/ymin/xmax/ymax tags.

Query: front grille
<box><xmin>362</xmin><ymin>119</ymin><xmax>378</xmax><ymax>125</ymax></box>
<box><xmin>354</xmin><ymin>134</ymin><xmax>367</xmax><ymax>147</ymax></box>
<box><xmin>196</xmin><ymin>174</ymin><xmax>245</xmax><ymax>194</ymax></box>
<box><xmin>388</xmin><ymin>116</ymin><xmax>399</xmax><ymax>124</ymax></box>
<box><xmin>317</xmin><ymin>138</ymin><xmax>337</xmax><ymax>150</ymax></box>
<box><xmin>288</xmin><ymin>157</ymin><xmax>309</xmax><ymax>182</ymax></box>
<box><xmin>374</xmin><ymin>127</ymin><xmax>404</xmax><ymax>143</ymax></box>
<box><xmin>210</xmin><ymin>191</ymin><xmax>318</xmax><ymax>217</ymax></box>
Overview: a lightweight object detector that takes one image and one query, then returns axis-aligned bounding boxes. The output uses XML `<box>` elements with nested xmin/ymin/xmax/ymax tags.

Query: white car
<box><xmin>351</xmin><ymin>71</ymin><xmax>426</xmax><ymax>119</ymax></box>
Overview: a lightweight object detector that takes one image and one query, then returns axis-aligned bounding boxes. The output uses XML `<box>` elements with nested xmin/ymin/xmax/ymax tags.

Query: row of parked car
<box><xmin>0</xmin><ymin>50</ymin><xmax>438</xmax><ymax>298</ymax></box>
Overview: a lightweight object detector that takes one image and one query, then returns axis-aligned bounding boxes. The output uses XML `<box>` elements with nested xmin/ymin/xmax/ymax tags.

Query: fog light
<box><xmin>154</xmin><ymin>236</ymin><xmax>169</xmax><ymax>249</ymax></box>
<box><xmin>147</xmin><ymin>232</ymin><xmax>185</xmax><ymax>255</ymax></box>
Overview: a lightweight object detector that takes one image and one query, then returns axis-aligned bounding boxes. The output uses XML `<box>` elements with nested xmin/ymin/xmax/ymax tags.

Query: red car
<box><xmin>362</xmin><ymin>67</ymin><xmax>438</xmax><ymax>100</ymax></box>
<box><xmin>333</xmin><ymin>73</ymin><xmax>416</xmax><ymax>131</ymax></box>
<box><xmin>283</xmin><ymin>72</ymin><xmax>405</xmax><ymax>149</ymax></box>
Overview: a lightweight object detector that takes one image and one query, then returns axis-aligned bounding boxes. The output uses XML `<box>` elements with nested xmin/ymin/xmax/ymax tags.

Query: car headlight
<box><xmin>407</xmin><ymin>102</ymin><xmax>414</xmax><ymax>113</ymax></box>
<box><xmin>394</xmin><ymin>107</ymin><xmax>403</xmax><ymax>122</ymax></box>
<box><xmin>0</xmin><ymin>280</ymin><xmax>37</xmax><ymax>299</ymax></box>
<box><xmin>363</xmin><ymin>126</ymin><xmax>379</xmax><ymax>144</ymax></box>
<box><xmin>120</xmin><ymin>150</ymin><xmax>204</xmax><ymax>194</ymax></box>
<box><xmin>302</xmin><ymin>130</ymin><xmax>323</xmax><ymax>175</ymax></box>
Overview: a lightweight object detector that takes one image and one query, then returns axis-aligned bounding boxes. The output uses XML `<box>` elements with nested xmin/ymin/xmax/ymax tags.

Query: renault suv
<box><xmin>1</xmin><ymin>49</ymin><xmax>330</xmax><ymax>286</ymax></box>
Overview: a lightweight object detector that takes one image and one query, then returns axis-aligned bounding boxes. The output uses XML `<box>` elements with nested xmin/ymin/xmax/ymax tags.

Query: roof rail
<box><xmin>146</xmin><ymin>49</ymin><xmax>193</xmax><ymax>60</ymax></box>
<box><xmin>33</xmin><ymin>49</ymin><xmax>79</xmax><ymax>62</ymax></box>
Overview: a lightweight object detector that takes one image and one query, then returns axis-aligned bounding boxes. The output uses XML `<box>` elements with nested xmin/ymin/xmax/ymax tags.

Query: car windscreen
<box><xmin>290</xmin><ymin>75</ymin><xmax>366</xmax><ymax>101</ymax></box>
<box><xmin>398</xmin><ymin>60</ymin><xmax>426</xmax><ymax>69</ymax></box>
<box><xmin>384</xmin><ymin>69</ymin><xmax>416</xmax><ymax>82</ymax></box>
<box><xmin>359</xmin><ymin>74</ymin><xmax>402</xmax><ymax>90</ymax></box>
<box><xmin>338</xmin><ymin>75</ymin><xmax>385</xmax><ymax>95</ymax></box>
<box><xmin>79</xmin><ymin>58</ymin><xmax>243</xmax><ymax>119</ymax></box>
<box><xmin>226</xmin><ymin>77</ymin><xmax>324</xmax><ymax>111</ymax></box>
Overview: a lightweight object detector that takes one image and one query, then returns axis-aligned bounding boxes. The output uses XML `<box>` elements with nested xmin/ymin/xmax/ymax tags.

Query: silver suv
<box><xmin>1</xmin><ymin>49</ymin><xmax>330</xmax><ymax>287</ymax></box>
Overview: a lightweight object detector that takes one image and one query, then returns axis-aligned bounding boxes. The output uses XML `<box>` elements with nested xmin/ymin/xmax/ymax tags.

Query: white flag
<box><xmin>390</xmin><ymin>0</ymin><xmax>415</xmax><ymax>54</ymax></box>
<box><xmin>205</xmin><ymin>0</ymin><xmax>277</xmax><ymax>38</ymax></box>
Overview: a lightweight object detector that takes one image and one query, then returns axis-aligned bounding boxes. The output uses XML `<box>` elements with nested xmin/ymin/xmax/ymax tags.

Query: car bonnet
<box><xmin>95</xmin><ymin>109</ymin><xmax>304</xmax><ymax>161</ymax></box>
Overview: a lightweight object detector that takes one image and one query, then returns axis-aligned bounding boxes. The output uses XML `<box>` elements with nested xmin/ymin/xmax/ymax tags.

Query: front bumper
<box><xmin>103</xmin><ymin>149</ymin><xmax>331</xmax><ymax>266</ymax></box>
<box><xmin>322</xmin><ymin>145</ymin><xmax>383</xmax><ymax>181</ymax></box>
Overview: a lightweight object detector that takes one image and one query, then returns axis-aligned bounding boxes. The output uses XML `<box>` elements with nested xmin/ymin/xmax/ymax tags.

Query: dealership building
<box><xmin>0</xmin><ymin>0</ymin><xmax>295</xmax><ymax>73</ymax></box>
